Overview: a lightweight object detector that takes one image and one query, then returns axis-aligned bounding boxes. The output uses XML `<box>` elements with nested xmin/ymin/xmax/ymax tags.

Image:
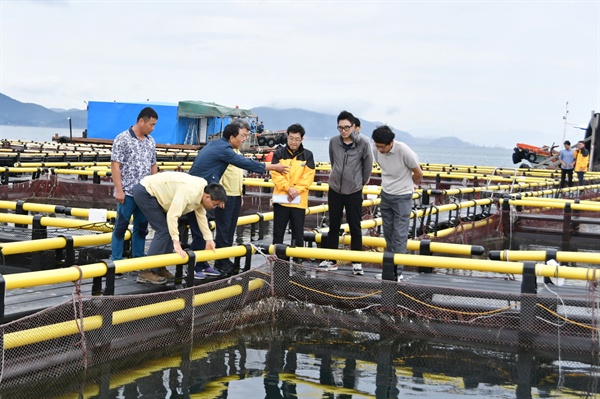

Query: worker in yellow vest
<box><xmin>574</xmin><ymin>140</ymin><xmax>590</xmax><ymax>186</ymax></box>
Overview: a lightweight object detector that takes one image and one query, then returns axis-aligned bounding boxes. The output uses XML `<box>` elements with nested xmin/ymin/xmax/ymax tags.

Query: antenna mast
<box><xmin>562</xmin><ymin>101</ymin><xmax>569</xmax><ymax>143</ymax></box>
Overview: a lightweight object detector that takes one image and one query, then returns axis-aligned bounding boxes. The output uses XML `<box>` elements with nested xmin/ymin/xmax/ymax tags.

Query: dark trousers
<box><xmin>560</xmin><ymin>168</ymin><xmax>574</xmax><ymax>188</ymax></box>
<box><xmin>272</xmin><ymin>204</ymin><xmax>306</xmax><ymax>247</ymax></box>
<box><xmin>576</xmin><ymin>171</ymin><xmax>585</xmax><ymax>186</ymax></box>
<box><xmin>215</xmin><ymin>196</ymin><xmax>242</xmax><ymax>248</ymax></box>
<box><xmin>326</xmin><ymin>189</ymin><xmax>363</xmax><ymax>251</ymax></box>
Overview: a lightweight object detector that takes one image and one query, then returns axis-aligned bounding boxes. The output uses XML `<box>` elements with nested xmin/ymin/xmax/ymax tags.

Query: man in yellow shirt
<box><xmin>132</xmin><ymin>172</ymin><xmax>227</xmax><ymax>283</ymax></box>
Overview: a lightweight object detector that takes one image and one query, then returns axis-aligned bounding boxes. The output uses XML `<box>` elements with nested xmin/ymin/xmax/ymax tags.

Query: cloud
<box><xmin>0</xmin><ymin>0</ymin><xmax>598</xmax><ymax>149</ymax></box>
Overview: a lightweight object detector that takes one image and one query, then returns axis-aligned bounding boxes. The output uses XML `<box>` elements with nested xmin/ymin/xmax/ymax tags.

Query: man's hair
<box><xmin>337</xmin><ymin>110</ymin><xmax>355</xmax><ymax>124</ymax></box>
<box><xmin>578</xmin><ymin>140</ymin><xmax>585</xmax><ymax>145</ymax></box>
<box><xmin>137</xmin><ymin>107</ymin><xmax>158</xmax><ymax>122</ymax></box>
<box><xmin>223</xmin><ymin>121</ymin><xmax>249</xmax><ymax>140</ymax></box>
<box><xmin>204</xmin><ymin>183</ymin><xmax>227</xmax><ymax>203</ymax></box>
<box><xmin>287</xmin><ymin>123</ymin><xmax>305</xmax><ymax>137</ymax></box>
<box><xmin>354</xmin><ymin>118</ymin><xmax>361</xmax><ymax>127</ymax></box>
<box><xmin>371</xmin><ymin>125</ymin><xmax>395</xmax><ymax>145</ymax></box>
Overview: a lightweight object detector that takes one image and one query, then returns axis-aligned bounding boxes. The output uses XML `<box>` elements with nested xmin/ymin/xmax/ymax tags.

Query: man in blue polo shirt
<box><xmin>188</xmin><ymin>120</ymin><xmax>289</xmax><ymax>279</ymax></box>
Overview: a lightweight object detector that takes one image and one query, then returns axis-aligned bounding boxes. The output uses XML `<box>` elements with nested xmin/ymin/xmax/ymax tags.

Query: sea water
<box><xmin>0</xmin><ymin>125</ymin><xmax>515</xmax><ymax>167</ymax></box>
<box><xmin>1</xmin><ymin>126</ymin><xmax>594</xmax><ymax>398</ymax></box>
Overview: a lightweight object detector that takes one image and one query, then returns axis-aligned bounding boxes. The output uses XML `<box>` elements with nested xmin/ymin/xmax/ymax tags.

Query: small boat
<box><xmin>512</xmin><ymin>142</ymin><xmax>559</xmax><ymax>167</ymax></box>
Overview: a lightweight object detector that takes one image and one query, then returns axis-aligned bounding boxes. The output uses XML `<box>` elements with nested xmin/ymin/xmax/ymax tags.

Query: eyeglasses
<box><xmin>288</xmin><ymin>137</ymin><xmax>302</xmax><ymax>142</ymax></box>
<box><xmin>374</xmin><ymin>143</ymin><xmax>389</xmax><ymax>150</ymax></box>
<box><xmin>337</xmin><ymin>125</ymin><xmax>353</xmax><ymax>132</ymax></box>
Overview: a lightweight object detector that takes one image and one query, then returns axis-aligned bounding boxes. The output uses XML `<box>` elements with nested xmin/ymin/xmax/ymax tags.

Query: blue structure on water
<box><xmin>86</xmin><ymin>100</ymin><xmax>257</xmax><ymax>145</ymax></box>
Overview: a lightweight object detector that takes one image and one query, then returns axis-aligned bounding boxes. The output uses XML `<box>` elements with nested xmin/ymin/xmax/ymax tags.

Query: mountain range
<box><xmin>0</xmin><ymin>93</ymin><xmax>471</xmax><ymax>147</ymax></box>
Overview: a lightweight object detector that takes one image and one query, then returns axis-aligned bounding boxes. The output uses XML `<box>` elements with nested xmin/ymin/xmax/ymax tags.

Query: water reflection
<box><xmin>19</xmin><ymin>323</ymin><xmax>595</xmax><ymax>399</ymax></box>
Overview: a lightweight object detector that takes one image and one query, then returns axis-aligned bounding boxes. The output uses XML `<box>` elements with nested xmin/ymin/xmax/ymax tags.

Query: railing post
<box><xmin>417</xmin><ymin>240</ymin><xmax>433</xmax><ymax>273</ymax></box>
<box><xmin>519</xmin><ymin>261</ymin><xmax>537</xmax><ymax>349</ymax></box>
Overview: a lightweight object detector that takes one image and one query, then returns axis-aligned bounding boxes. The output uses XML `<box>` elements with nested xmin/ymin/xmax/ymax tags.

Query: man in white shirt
<box><xmin>371</xmin><ymin>125</ymin><xmax>423</xmax><ymax>281</ymax></box>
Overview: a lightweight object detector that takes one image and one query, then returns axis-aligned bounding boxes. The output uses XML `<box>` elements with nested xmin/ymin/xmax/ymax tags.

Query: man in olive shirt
<box><xmin>132</xmin><ymin>172</ymin><xmax>227</xmax><ymax>283</ymax></box>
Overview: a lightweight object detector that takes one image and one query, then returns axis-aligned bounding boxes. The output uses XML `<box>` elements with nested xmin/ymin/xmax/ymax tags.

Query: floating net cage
<box><xmin>1</xmin><ymin>258</ymin><xmax>599</xmax><ymax>396</ymax></box>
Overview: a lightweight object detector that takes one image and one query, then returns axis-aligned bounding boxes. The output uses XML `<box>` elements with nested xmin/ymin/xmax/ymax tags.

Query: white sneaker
<box><xmin>352</xmin><ymin>263</ymin><xmax>364</xmax><ymax>275</ymax></box>
<box><xmin>318</xmin><ymin>260</ymin><xmax>338</xmax><ymax>271</ymax></box>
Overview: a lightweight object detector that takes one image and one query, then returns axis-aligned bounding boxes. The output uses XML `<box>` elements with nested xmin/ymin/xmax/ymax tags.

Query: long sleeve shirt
<box><xmin>140</xmin><ymin>172</ymin><xmax>212</xmax><ymax>241</ymax></box>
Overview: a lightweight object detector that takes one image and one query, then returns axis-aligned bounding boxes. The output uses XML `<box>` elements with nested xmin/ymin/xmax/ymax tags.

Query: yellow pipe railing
<box><xmin>309</xmin><ymin>233</ymin><xmax>483</xmax><ymax>256</ymax></box>
<box><xmin>489</xmin><ymin>250</ymin><xmax>600</xmax><ymax>265</ymax></box>
<box><xmin>268</xmin><ymin>245</ymin><xmax>600</xmax><ymax>281</ymax></box>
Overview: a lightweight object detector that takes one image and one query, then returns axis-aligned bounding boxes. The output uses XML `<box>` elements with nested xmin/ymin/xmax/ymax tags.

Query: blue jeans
<box><xmin>380</xmin><ymin>191</ymin><xmax>413</xmax><ymax>255</ymax></box>
<box><xmin>111</xmin><ymin>194</ymin><xmax>148</xmax><ymax>260</ymax></box>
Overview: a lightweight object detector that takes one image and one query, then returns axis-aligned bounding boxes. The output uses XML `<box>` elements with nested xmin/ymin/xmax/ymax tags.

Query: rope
<box><xmin>289</xmin><ymin>281</ymin><xmax>381</xmax><ymax>300</ymax></box>
<box><xmin>71</xmin><ymin>265</ymin><xmax>88</xmax><ymax>370</ymax></box>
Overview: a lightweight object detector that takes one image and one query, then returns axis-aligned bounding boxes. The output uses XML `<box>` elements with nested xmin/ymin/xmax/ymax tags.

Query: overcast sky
<box><xmin>1</xmin><ymin>0</ymin><xmax>598</xmax><ymax>148</ymax></box>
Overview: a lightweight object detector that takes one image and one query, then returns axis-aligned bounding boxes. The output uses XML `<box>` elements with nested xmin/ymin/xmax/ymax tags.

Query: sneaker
<box><xmin>318</xmin><ymin>260</ymin><xmax>338</xmax><ymax>271</ymax></box>
<box><xmin>194</xmin><ymin>271</ymin><xmax>206</xmax><ymax>280</ymax></box>
<box><xmin>156</xmin><ymin>267</ymin><xmax>175</xmax><ymax>281</ymax></box>
<box><xmin>352</xmin><ymin>263</ymin><xmax>364</xmax><ymax>275</ymax></box>
<box><xmin>202</xmin><ymin>266</ymin><xmax>221</xmax><ymax>277</ymax></box>
<box><xmin>136</xmin><ymin>271</ymin><xmax>167</xmax><ymax>285</ymax></box>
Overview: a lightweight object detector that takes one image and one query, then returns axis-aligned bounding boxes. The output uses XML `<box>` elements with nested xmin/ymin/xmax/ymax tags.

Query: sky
<box><xmin>0</xmin><ymin>0</ymin><xmax>599</xmax><ymax>148</ymax></box>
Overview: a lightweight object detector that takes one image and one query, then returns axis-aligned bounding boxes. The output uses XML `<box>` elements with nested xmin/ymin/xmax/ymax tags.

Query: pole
<box><xmin>68</xmin><ymin>117</ymin><xmax>72</xmax><ymax>141</ymax></box>
<box><xmin>562</xmin><ymin>101</ymin><xmax>568</xmax><ymax>143</ymax></box>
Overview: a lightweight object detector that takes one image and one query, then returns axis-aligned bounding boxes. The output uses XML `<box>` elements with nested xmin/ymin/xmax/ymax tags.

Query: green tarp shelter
<box><xmin>177</xmin><ymin>101</ymin><xmax>257</xmax><ymax>119</ymax></box>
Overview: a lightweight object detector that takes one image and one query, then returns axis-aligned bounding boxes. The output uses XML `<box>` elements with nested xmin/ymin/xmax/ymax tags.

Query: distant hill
<box><xmin>251</xmin><ymin>106</ymin><xmax>417</xmax><ymax>145</ymax></box>
<box><xmin>251</xmin><ymin>107</ymin><xmax>473</xmax><ymax>147</ymax></box>
<box><xmin>0</xmin><ymin>93</ymin><xmax>87</xmax><ymax>128</ymax></box>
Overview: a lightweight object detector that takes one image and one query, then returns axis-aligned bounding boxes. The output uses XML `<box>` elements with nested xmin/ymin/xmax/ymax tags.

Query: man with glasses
<box><xmin>188</xmin><ymin>121</ymin><xmax>289</xmax><ymax>279</ymax></box>
<box><xmin>270</xmin><ymin>123</ymin><xmax>316</xmax><ymax>254</ymax></box>
<box><xmin>371</xmin><ymin>125</ymin><xmax>422</xmax><ymax>281</ymax></box>
<box><xmin>319</xmin><ymin>111</ymin><xmax>373</xmax><ymax>275</ymax></box>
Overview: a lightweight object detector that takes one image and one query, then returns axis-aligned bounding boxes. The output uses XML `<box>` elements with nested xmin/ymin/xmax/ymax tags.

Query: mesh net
<box><xmin>1</xmin><ymin>258</ymin><xmax>598</xmax><ymax>396</ymax></box>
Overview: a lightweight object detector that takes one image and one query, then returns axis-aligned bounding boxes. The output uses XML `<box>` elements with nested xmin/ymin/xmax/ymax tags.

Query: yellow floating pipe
<box><xmin>4</xmin><ymin>316</ymin><xmax>103</xmax><ymax>349</ymax></box>
<box><xmin>500</xmin><ymin>199</ymin><xmax>600</xmax><ymax>212</ymax></box>
<box><xmin>506</xmin><ymin>196</ymin><xmax>600</xmax><ymax>206</ymax></box>
<box><xmin>193</xmin><ymin>285</ymin><xmax>243</xmax><ymax>307</ymax></box>
<box><xmin>489</xmin><ymin>250</ymin><xmax>600</xmax><ymax>265</ymax></box>
<box><xmin>0</xmin><ymin>231</ymin><xmax>129</xmax><ymax>255</ymax></box>
<box><xmin>432</xmin><ymin>217</ymin><xmax>496</xmax><ymax>238</ymax></box>
<box><xmin>51</xmin><ymin>168</ymin><xmax>111</xmax><ymax>176</ymax></box>
<box><xmin>112</xmin><ymin>299</ymin><xmax>185</xmax><ymax>324</ymax></box>
<box><xmin>192</xmin><ymin>245</ymin><xmax>253</xmax><ymax>263</ymax></box>
<box><xmin>309</xmin><ymin>233</ymin><xmax>482</xmax><ymax>256</ymax></box>
<box><xmin>0</xmin><ymin>167</ymin><xmax>43</xmax><ymax>173</ymax></box>
<box><xmin>268</xmin><ymin>246</ymin><xmax>600</xmax><ymax>281</ymax></box>
<box><xmin>0</xmin><ymin>200</ymin><xmax>60</xmax><ymax>214</ymax></box>
<box><xmin>0</xmin><ymin>199</ymin><xmax>117</xmax><ymax>220</ymax></box>
<box><xmin>14</xmin><ymin>161</ymin><xmax>111</xmax><ymax>167</ymax></box>
<box><xmin>0</xmin><ymin>213</ymin><xmax>113</xmax><ymax>232</ymax></box>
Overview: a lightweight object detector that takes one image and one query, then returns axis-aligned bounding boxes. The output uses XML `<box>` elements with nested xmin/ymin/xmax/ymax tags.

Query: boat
<box><xmin>512</xmin><ymin>142</ymin><xmax>559</xmax><ymax>166</ymax></box>
<box><xmin>512</xmin><ymin>110</ymin><xmax>599</xmax><ymax>170</ymax></box>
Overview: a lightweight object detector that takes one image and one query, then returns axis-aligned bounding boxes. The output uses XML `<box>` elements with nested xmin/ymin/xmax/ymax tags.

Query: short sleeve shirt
<box><xmin>111</xmin><ymin>128</ymin><xmax>157</xmax><ymax>196</ymax></box>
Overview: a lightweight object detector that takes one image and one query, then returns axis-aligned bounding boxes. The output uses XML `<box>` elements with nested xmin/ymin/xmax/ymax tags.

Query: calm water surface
<box><xmin>0</xmin><ymin>125</ymin><xmax>514</xmax><ymax>168</ymax></box>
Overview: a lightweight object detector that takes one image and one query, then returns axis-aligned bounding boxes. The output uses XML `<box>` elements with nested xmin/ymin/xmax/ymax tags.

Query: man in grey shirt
<box><xmin>372</xmin><ymin>125</ymin><xmax>423</xmax><ymax>280</ymax></box>
<box><xmin>558</xmin><ymin>140</ymin><xmax>575</xmax><ymax>188</ymax></box>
